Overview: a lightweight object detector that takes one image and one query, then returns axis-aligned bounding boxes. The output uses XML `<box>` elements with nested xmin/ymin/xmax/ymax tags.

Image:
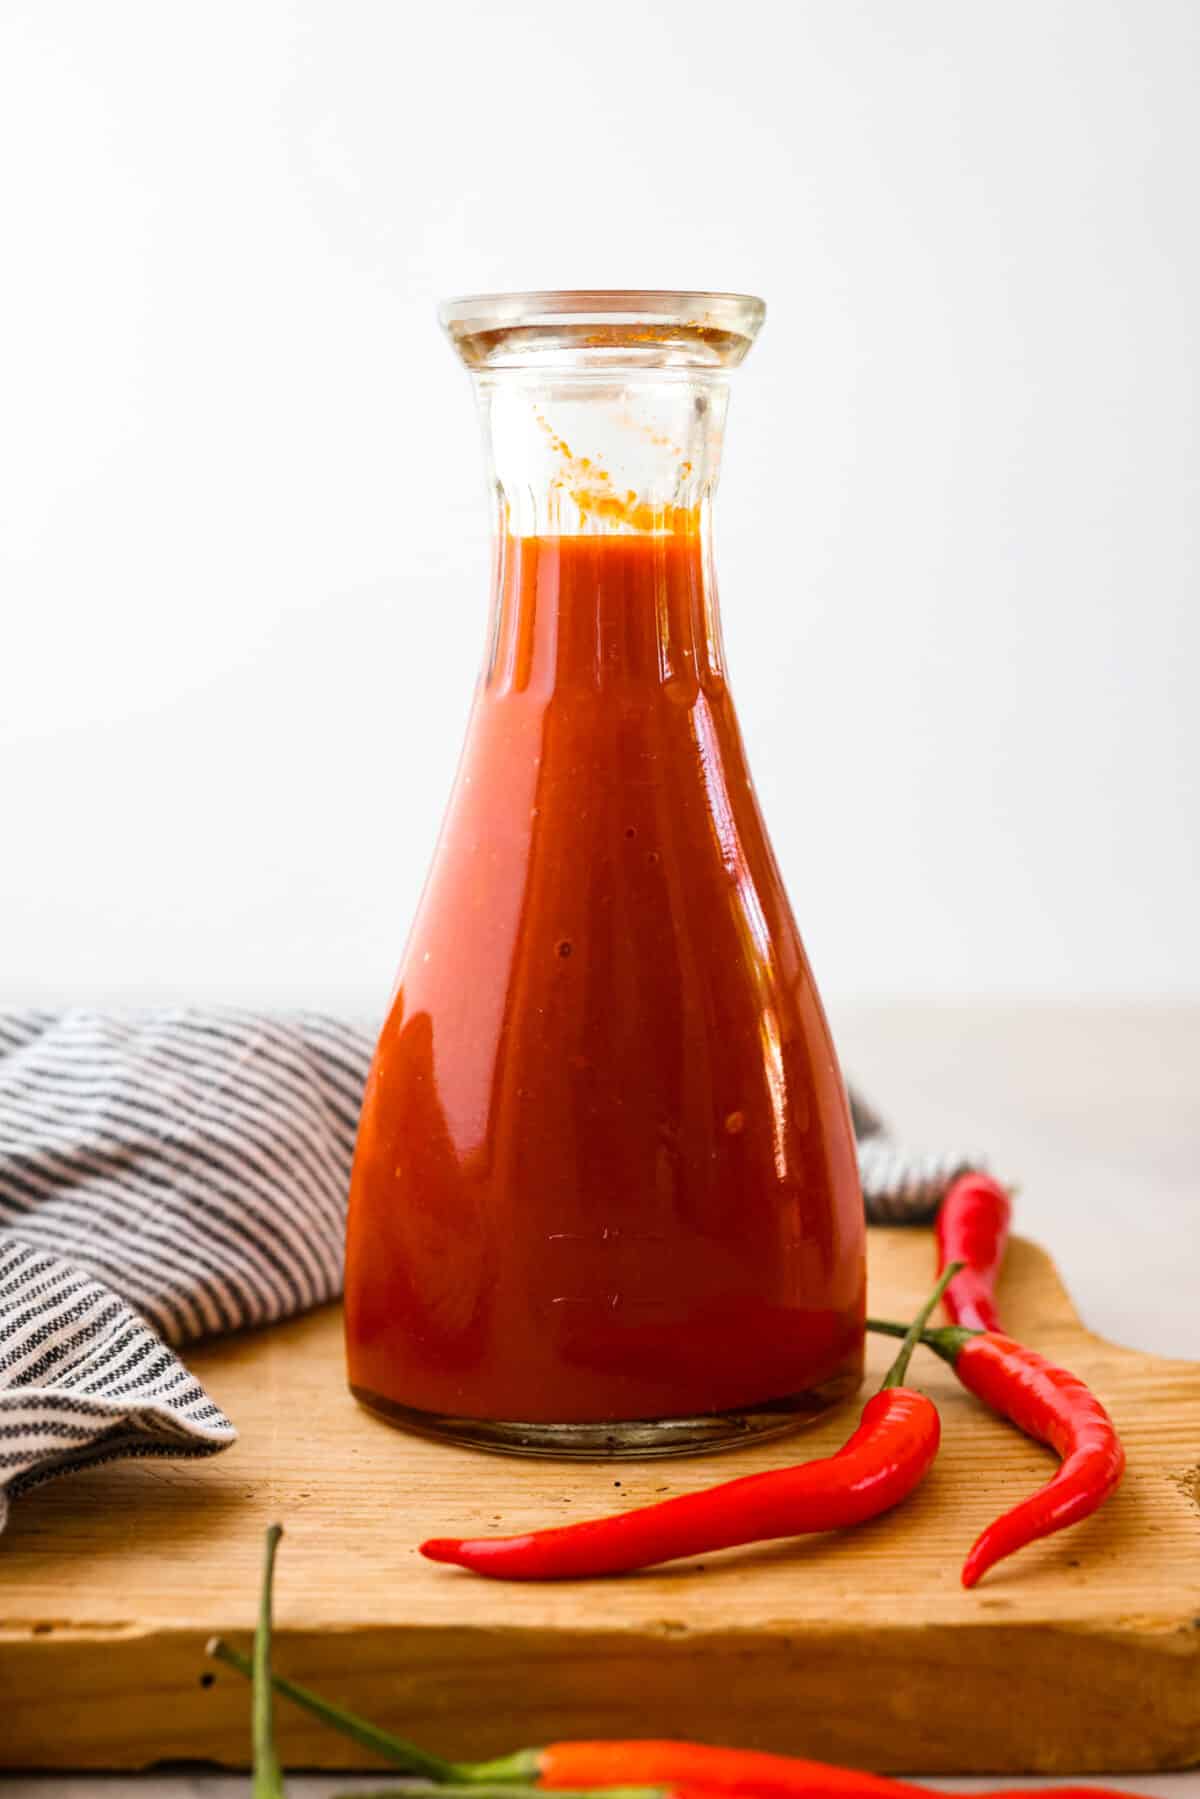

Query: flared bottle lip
<box><xmin>439</xmin><ymin>289</ymin><xmax>766</xmax><ymax>373</ymax></box>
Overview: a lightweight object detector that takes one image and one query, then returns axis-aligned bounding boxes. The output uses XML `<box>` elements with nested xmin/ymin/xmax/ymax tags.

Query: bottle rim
<box><xmin>439</xmin><ymin>290</ymin><xmax>766</xmax><ymax>373</ymax></box>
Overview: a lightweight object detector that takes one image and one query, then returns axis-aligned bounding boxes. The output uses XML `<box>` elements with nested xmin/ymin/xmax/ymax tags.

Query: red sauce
<box><xmin>345</xmin><ymin>524</ymin><xmax>865</xmax><ymax>1424</ymax></box>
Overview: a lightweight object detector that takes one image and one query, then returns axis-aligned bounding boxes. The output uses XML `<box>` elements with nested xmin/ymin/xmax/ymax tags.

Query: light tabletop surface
<box><xmin>2</xmin><ymin>1003</ymin><xmax>1197</xmax><ymax>1793</ymax></box>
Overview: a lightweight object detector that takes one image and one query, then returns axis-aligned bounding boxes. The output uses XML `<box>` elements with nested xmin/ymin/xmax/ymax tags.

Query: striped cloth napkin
<box><xmin>0</xmin><ymin>1008</ymin><xmax>983</xmax><ymax>1529</ymax></box>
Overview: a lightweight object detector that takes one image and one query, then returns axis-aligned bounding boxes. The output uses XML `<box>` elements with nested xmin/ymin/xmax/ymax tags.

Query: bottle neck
<box><xmin>474</xmin><ymin>373</ymin><xmax>730</xmax><ymax>698</ymax></box>
<box><xmin>476</xmin><ymin>372</ymin><xmax>728</xmax><ymax>538</ymax></box>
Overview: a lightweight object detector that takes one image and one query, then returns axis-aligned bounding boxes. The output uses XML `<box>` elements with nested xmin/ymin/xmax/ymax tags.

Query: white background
<box><xmin>1</xmin><ymin>0</ymin><xmax>1197</xmax><ymax>1013</ymax></box>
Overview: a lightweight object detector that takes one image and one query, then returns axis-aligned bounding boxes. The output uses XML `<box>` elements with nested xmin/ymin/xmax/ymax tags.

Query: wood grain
<box><xmin>1</xmin><ymin>1229</ymin><xmax>1197</xmax><ymax>1774</ymax></box>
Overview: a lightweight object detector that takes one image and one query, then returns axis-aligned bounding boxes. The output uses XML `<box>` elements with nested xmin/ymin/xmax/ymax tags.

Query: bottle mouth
<box><xmin>439</xmin><ymin>289</ymin><xmax>765</xmax><ymax>373</ymax></box>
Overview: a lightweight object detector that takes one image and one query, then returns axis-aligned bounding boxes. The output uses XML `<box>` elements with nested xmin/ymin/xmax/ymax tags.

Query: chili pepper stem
<box><xmin>253</xmin><ymin>1524</ymin><xmax>285</xmax><ymax>1799</ymax></box>
<box><xmin>468</xmin><ymin>1752</ymin><xmax>546</xmax><ymax>1782</ymax></box>
<box><xmin>207</xmin><ymin>1637</ymin><xmax>464</xmax><ymax>1779</ymax></box>
<box><xmin>878</xmin><ymin>1264</ymin><xmax>964</xmax><ymax>1389</ymax></box>
<box><xmin>867</xmin><ymin>1319</ymin><xmax>975</xmax><ymax>1364</ymax></box>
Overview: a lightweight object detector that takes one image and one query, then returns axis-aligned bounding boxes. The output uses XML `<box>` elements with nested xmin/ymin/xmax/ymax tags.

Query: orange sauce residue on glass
<box><xmin>535</xmin><ymin>411</ymin><xmax>695</xmax><ymax>532</ymax></box>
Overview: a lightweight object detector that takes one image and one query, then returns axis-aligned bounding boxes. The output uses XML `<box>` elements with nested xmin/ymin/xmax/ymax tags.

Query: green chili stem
<box><xmin>208</xmin><ymin>1637</ymin><xmax>467</xmax><ymax>1780</ymax></box>
<box><xmin>468</xmin><ymin>1754</ymin><xmax>545</xmax><ymax>1782</ymax></box>
<box><xmin>878</xmin><ymin>1262</ymin><xmax>964</xmax><ymax>1389</ymax></box>
<box><xmin>253</xmin><ymin>1524</ymin><xmax>285</xmax><ymax>1799</ymax></box>
<box><xmin>867</xmin><ymin>1318</ymin><xmax>976</xmax><ymax>1364</ymax></box>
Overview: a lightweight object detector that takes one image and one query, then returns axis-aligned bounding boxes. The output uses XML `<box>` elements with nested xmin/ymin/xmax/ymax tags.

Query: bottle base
<box><xmin>349</xmin><ymin>1369</ymin><xmax>861</xmax><ymax>1460</ymax></box>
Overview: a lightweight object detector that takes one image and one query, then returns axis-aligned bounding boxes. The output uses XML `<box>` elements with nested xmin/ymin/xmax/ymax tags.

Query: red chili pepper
<box><xmin>530</xmin><ymin>1741</ymin><xmax>932</xmax><ymax>1798</ymax></box>
<box><xmin>935</xmin><ymin>1171</ymin><xmax>1011</xmax><ymax>1333</ymax></box>
<box><xmin>866</xmin><ymin>1318</ymin><xmax>1125</xmax><ymax>1586</ymax></box>
<box><xmin>535</xmin><ymin>1750</ymin><xmax>1148</xmax><ymax>1799</ymax></box>
<box><xmin>419</xmin><ymin>1269</ymin><xmax>958</xmax><ymax>1582</ymax></box>
<box><xmin>323</xmin><ymin>1770</ymin><xmax>1151</xmax><ymax>1799</ymax></box>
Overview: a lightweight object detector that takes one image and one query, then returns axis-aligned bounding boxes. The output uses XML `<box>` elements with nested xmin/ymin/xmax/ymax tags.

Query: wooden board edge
<box><xmin>3</xmin><ymin>1617</ymin><xmax>1198</xmax><ymax>1775</ymax></box>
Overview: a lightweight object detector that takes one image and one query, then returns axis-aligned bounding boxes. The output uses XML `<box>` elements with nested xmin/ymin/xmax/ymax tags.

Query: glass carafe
<box><xmin>345</xmin><ymin>291</ymin><xmax>865</xmax><ymax>1456</ymax></box>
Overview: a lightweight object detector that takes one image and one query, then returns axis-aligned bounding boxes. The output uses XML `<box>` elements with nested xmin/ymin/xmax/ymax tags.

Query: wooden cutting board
<box><xmin>2</xmin><ymin>1228</ymin><xmax>1198</xmax><ymax>1775</ymax></box>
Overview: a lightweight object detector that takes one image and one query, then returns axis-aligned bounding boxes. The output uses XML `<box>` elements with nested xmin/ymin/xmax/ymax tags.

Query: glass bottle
<box><xmin>345</xmin><ymin>291</ymin><xmax>865</xmax><ymax>1456</ymax></box>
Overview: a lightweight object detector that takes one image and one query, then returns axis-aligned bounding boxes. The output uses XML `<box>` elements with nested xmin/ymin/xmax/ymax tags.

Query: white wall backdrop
<box><xmin>1</xmin><ymin>0</ymin><xmax>1196</xmax><ymax>1013</ymax></box>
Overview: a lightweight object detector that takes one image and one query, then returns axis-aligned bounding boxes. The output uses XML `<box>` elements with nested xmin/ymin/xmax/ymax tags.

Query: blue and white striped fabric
<box><xmin>0</xmin><ymin>1009</ymin><xmax>365</xmax><ymax>1528</ymax></box>
<box><xmin>0</xmin><ymin>1008</ymin><xmax>984</xmax><ymax>1527</ymax></box>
